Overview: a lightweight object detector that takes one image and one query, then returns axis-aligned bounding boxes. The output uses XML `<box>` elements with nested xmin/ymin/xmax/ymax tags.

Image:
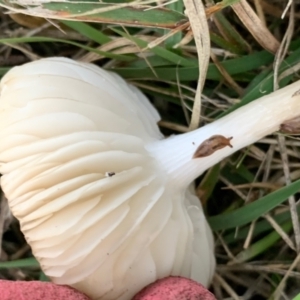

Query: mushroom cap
<box><xmin>0</xmin><ymin>58</ymin><xmax>215</xmax><ymax>299</ymax></box>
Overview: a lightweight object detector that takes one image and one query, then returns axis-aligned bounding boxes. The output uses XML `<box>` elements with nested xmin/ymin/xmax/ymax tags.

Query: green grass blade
<box><xmin>293</xmin><ymin>294</ymin><xmax>300</xmax><ymax>300</ymax></box>
<box><xmin>219</xmin><ymin>46</ymin><xmax>300</xmax><ymax>117</ymax></box>
<box><xmin>213</xmin><ymin>11</ymin><xmax>249</xmax><ymax>54</ymax></box>
<box><xmin>210</xmin><ymin>32</ymin><xmax>244</xmax><ymax>55</ymax></box>
<box><xmin>235</xmin><ymin>221</ymin><xmax>292</xmax><ymax>263</ymax></box>
<box><xmin>113</xmin><ymin>50</ymin><xmax>274</xmax><ymax>80</ymax></box>
<box><xmin>208</xmin><ymin>179</ymin><xmax>300</xmax><ymax>231</ymax></box>
<box><xmin>111</xmin><ymin>28</ymin><xmax>195</xmax><ymax>67</ymax></box>
<box><xmin>0</xmin><ymin>67</ymin><xmax>10</xmax><ymax>76</ymax></box>
<box><xmin>61</xmin><ymin>20</ymin><xmax>112</xmax><ymax>44</ymax></box>
<box><xmin>0</xmin><ymin>1</ymin><xmax>187</xmax><ymax>29</ymax></box>
<box><xmin>164</xmin><ymin>0</ymin><xmax>183</xmax><ymax>47</ymax></box>
<box><xmin>198</xmin><ymin>164</ymin><xmax>221</xmax><ymax>205</ymax></box>
<box><xmin>223</xmin><ymin>205</ymin><xmax>300</xmax><ymax>244</ymax></box>
<box><xmin>0</xmin><ymin>258</ymin><xmax>39</xmax><ymax>269</ymax></box>
<box><xmin>0</xmin><ymin>36</ymin><xmax>132</xmax><ymax>61</ymax></box>
<box><xmin>39</xmin><ymin>271</ymin><xmax>50</xmax><ymax>281</ymax></box>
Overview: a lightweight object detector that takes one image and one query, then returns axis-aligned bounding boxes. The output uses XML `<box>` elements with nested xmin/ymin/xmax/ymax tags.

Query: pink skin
<box><xmin>132</xmin><ymin>276</ymin><xmax>216</xmax><ymax>300</ymax></box>
<box><xmin>0</xmin><ymin>280</ymin><xmax>90</xmax><ymax>300</ymax></box>
<box><xmin>0</xmin><ymin>276</ymin><xmax>217</xmax><ymax>300</ymax></box>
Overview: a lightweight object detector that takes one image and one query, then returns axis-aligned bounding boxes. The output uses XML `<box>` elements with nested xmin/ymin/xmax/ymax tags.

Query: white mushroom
<box><xmin>0</xmin><ymin>57</ymin><xmax>299</xmax><ymax>300</ymax></box>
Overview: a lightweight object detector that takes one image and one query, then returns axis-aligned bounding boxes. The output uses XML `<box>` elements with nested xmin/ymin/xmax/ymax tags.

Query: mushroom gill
<box><xmin>0</xmin><ymin>57</ymin><xmax>215</xmax><ymax>300</ymax></box>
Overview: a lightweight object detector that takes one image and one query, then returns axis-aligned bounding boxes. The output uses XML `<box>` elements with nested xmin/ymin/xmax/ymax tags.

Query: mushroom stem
<box><xmin>148</xmin><ymin>80</ymin><xmax>300</xmax><ymax>187</ymax></box>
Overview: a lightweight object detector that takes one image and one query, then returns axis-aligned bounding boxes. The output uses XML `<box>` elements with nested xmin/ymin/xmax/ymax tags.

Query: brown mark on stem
<box><xmin>193</xmin><ymin>135</ymin><xmax>233</xmax><ymax>159</ymax></box>
<box><xmin>292</xmin><ymin>89</ymin><xmax>300</xmax><ymax>97</ymax></box>
<box><xmin>280</xmin><ymin>116</ymin><xmax>300</xmax><ymax>134</ymax></box>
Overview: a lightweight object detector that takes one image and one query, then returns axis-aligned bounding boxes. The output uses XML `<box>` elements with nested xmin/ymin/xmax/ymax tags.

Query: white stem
<box><xmin>148</xmin><ymin>80</ymin><xmax>300</xmax><ymax>188</ymax></box>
